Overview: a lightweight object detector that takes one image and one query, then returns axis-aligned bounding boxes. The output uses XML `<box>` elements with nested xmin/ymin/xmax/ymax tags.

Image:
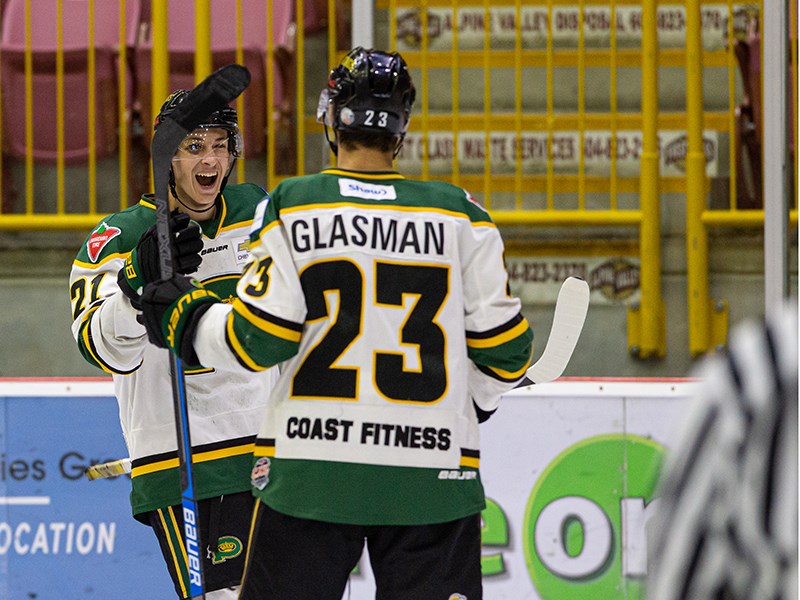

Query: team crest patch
<box><xmin>251</xmin><ymin>456</ymin><xmax>271</xmax><ymax>490</ymax></box>
<box><xmin>209</xmin><ymin>535</ymin><xmax>243</xmax><ymax>565</ymax></box>
<box><xmin>86</xmin><ymin>222</ymin><xmax>121</xmax><ymax>263</ymax></box>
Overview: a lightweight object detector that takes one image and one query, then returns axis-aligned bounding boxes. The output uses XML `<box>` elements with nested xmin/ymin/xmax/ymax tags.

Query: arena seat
<box><xmin>133</xmin><ymin>0</ymin><xmax>295</xmax><ymax>160</ymax></box>
<box><xmin>0</xmin><ymin>0</ymin><xmax>141</xmax><ymax>164</ymax></box>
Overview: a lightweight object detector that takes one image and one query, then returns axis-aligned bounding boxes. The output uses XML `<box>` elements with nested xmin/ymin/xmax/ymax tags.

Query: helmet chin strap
<box><xmin>323</xmin><ymin>123</ymin><xmax>339</xmax><ymax>156</ymax></box>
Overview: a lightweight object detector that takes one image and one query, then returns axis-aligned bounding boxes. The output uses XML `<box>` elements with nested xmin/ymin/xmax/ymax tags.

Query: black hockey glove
<box><xmin>118</xmin><ymin>212</ymin><xmax>203</xmax><ymax>307</ymax></box>
<box><xmin>139</xmin><ymin>275</ymin><xmax>220</xmax><ymax>367</ymax></box>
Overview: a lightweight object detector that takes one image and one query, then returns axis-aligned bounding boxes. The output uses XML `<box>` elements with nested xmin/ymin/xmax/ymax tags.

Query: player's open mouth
<box><xmin>196</xmin><ymin>172</ymin><xmax>219</xmax><ymax>188</ymax></box>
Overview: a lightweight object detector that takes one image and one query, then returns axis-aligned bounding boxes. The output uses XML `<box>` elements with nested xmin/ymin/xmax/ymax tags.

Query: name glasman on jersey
<box><xmin>290</xmin><ymin>213</ymin><xmax>445</xmax><ymax>256</ymax></box>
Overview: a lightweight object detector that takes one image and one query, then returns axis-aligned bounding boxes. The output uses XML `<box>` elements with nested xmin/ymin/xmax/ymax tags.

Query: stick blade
<box><xmin>151</xmin><ymin>63</ymin><xmax>251</xmax><ymax>156</ymax></box>
<box><xmin>84</xmin><ymin>458</ymin><xmax>131</xmax><ymax>481</ymax></box>
<box><xmin>526</xmin><ymin>276</ymin><xmax>590</xmax><ymax>384</ymax></box>
<box><xmin>166</xmin><ymin>63</ymin><xmax>251</xmax><ymax>133</ymax></box>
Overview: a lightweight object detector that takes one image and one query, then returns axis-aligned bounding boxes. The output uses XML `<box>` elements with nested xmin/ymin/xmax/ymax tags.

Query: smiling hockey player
<box><xmin>68</xmin><ymin>90</ymin><xmax>277</xmax><ymax>599</ymax></box>
<box><xmin>138</xmin><ymin>48</ymin><xmax>533</xmax><ymax>600</ymax></box>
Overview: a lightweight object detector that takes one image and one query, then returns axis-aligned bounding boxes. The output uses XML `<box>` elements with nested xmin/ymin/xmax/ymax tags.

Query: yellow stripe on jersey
<box><xmin>322</xmin><ymin>169</ymin><xmax>405</xmax><ymax>180</ymax></box>
<box><xmin>460</xmin><ymin>456</ymin><xmax>480</xmax><ymax>469</ymax></box>
<box><xmin>253</xmin><ymin>445</ymin><xmax>276</xmax><ymax>458</ymax></box>
<box><xmin>466</xmin><ymin>318</ymin><xmax>531</xmax><ymax>349</ymax></box>
<box><xmin>482</xmin><ymin>361</ymin><xmax>530</xmax><ymax>381</ymax></box>
<box><xmin>193</xmin><ymin>443</ymin><xmax>254</xmax><ymax>464</ymax></box>
<box><xmin>232</xmin><ymin>299</ymin><xmax>303</xmax><ymax>342</ymax></box>
<box><xmin>73</xmin><ymin>251</ymin><xmax>129</xmax><ymax>270</ymax></box>
<box><xmin>225</xmin><ymin>313</ymin><xmax>272</xmax><ymax>372</ymax></box>
<box><xmin>131</xmin><ymin>457</ymin><xmax>180</xmax><ymax>477</ymax></box>
<box><xmin>131</xmin><ymin>442</ymin><xmax>255</xmax><ymax>477</ymax></box>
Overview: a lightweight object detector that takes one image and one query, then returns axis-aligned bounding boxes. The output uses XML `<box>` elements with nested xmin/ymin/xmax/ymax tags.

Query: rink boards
<box><xmin>0</xmin><ymin>378</ymin><xmax>694</xmax><ymax>600</ymax></box>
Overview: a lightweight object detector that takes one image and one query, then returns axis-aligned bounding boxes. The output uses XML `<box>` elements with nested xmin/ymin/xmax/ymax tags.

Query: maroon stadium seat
<box><xmin>0</xmin><ymin>0</ymin><xmax>141</xmax><ymax>164</ymax></box>
<box><xmin>134</xmin><ymin>0</ymin><xmax>294</xmax><ymax>159</ymax></box>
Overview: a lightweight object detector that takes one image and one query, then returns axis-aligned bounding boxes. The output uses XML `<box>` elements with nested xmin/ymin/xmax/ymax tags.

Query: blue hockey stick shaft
<box><xmin>150</xmin><ymin>64</ymin><xmax>251</xmax><ymax>599</ymax></box>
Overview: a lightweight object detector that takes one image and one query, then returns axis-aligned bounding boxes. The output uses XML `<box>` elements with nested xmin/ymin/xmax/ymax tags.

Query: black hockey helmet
<box><xmin>317</xmin><ymin>47</ymin><xmax>416</xmax><ymax>154</ymax></box>
<box><xmin>155</xmin><ymin>89</ymin><xmax>244</xmax><ymax>158</ymax></box>
<box><xmin>155</xmin><ymin>90</ymin><xmax>242</xmax><ymax>209</ymax></box>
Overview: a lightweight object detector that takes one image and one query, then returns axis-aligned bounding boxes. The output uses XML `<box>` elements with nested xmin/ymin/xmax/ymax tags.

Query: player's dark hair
<box><xmin>337</xmin><ymin>130</ymin><xmax>397</xmax><ymax>153</ymax></box>
<box><xmin>318</xmin><ymin>47</ymin><xmax>416</xmax><ymax>156</ymax></box>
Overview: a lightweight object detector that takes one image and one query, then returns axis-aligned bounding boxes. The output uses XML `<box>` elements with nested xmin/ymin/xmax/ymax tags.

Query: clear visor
<box><xmin>173</xmin><ymin>126</ymin><xmax>243</xmax><ymax>161</ymax></box>
<box><xmin>316</xmin><ymin>88</ymin><xmax>331</xmax><ymax>124</ymax></box>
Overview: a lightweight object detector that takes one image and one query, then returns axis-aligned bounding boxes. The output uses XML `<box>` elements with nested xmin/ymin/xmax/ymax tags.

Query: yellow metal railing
<box><xmin>629</xmin><ymin>0</ymin><xmax>665</xmax><ymax>359</ymax></box>
<box><xmin>0</xmin><ymin>0</ymin><xmax>796</xmax><ymax>359</ymax></box>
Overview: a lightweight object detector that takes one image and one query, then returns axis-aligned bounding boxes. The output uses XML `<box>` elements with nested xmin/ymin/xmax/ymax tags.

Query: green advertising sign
<box><xmin>523</xmin><ymin>434</ymin><xmax>664</xmax><ymax>599</ymax></box>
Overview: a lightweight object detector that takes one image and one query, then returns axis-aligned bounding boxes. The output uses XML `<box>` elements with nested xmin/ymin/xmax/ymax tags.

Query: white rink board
<box><xmin>0</xmin><ymin>378</ymin><xmax>694</xmax><ymax>599</ymax></box>
<box><xmin>344</xmin><ymin>379</ymin><xmax>696</xmax><ymax>600</ymax></box>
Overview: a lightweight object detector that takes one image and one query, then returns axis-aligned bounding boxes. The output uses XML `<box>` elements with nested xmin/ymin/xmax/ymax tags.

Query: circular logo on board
<box><xmin>523</xmin><ymin>434</ymin><xmax>664</xmax><ymax>599</ymax></box>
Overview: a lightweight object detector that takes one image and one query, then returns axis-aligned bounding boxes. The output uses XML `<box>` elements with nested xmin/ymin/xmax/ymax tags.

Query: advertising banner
<box><xmin>394</xmin><ymin>4</ymin><xmax>756</xmax><ymax>51</ymax></box>
<box><xmin>0</xmin><ymin>380</ymin><xmax>173</xmax><ymax>599</ymax></box>
<box><xmin>0</xmin><ymin>379</ymin><xmax>694</xmax><ymax>599</ymax></box>
<box><xmin>346</xmin><ymin>380</ymin><xmax>695</xmax><ymax>599</ymax></box>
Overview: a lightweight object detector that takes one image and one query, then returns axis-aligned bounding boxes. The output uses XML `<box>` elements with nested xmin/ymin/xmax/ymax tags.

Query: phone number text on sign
<box><xmin>506</xmin><ymin>256</ymin><xmax>640</xmax><ymax>305</ymax></box>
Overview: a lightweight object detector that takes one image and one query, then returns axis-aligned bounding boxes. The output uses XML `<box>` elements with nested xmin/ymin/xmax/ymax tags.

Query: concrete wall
<box><xmin>0</xmin><ymin>28</ymin><xmax>795</xmax><ymax>378</ymax></box>
<box><xmin>0</xmin><ymin>218</ymin><xmax>794</xmax><ymax>378</ymax></box>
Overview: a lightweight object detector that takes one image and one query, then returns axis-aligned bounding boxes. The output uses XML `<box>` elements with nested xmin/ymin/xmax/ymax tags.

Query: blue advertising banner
<box><xmin>0</xmin><ymin>380</ymin><xmax>174</xmax><ymax>600</ymax></box>
<box><xmin>0</xmin><ymin>378</ymin><xmax>694</xmax><ymax>599</ymax></box>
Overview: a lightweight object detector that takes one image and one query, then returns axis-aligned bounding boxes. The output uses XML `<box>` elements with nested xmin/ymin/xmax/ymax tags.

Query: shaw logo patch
<box><xmin>209</xmin><ymin>535</ymin><xmax>243</xmax><ymax>565</ymax></box>
<box><xmin>86</xmin><ymin>222</ymin><xmax>121</xmax><ymax>263</ymax></box>
<box><xmin>339</xmin><ymin>178</ymin><xmax>397</xmax><ymax>201</ymax></box>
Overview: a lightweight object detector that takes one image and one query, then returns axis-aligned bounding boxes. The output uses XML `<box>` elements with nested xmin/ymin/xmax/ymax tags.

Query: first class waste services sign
<box><xmin>0</xmin><ymin>381</ymin><xmax>173</xmax><ymax>599</ymax></box>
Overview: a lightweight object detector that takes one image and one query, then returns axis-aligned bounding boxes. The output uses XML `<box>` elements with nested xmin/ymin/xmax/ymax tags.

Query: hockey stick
<box><xmin>523</xmin><ymin>276</ymin><xmax>590</xmax><ymax>385</ymax></box>
<box><xmin>84</xmin><ymin>458</ymin><xmax>131</xmax><ymax>480</ymax></box>
<box><xmin>151</xmin><ymin>63</ymin><xmax>251</xmax><ymax>600</ymax></box>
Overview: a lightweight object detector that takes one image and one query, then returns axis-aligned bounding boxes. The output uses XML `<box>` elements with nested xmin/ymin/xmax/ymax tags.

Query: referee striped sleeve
<box><xmin>647</xmin><ymin>304</ymin><xmax>797</xmax><ymax>600</ymax></box>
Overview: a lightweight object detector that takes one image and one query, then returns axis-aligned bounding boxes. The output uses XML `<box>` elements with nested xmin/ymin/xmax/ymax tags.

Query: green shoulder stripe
<box><xmin>73</xmin><ymin>201</ymin><xmax>155</xmax><ymax>265</ymax></box>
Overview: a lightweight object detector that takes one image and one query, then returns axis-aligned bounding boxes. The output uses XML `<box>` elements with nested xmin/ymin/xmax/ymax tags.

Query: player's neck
<box><xmin>336</xmin><ymin>148</ymin><xmax>395</xmax><ymax>172</ymax></box>
<box><xmin>169</xmin><ymin>194</ymin><xmax>218</xmax><ymax>223</ymax></box>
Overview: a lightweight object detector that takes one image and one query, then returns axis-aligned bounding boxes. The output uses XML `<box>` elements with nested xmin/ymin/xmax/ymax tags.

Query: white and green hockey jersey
<box><xmin>69</xmin><ymin>184</ymin><xmax>277</xmax><ymax>518</ymax></box>
<box><xmin>192</xmin><ymin>169</ymin><xmax>534</xmax><ymax>525</ymax></box>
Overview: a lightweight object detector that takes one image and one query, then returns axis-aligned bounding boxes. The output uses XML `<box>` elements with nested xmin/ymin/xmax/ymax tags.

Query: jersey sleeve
<box><xmin>69</xmin><ymin>222</ymin><xmax>147</xmax><ymax>375</ymax></box>
<box><xmin>194</xmin><ymin>194</ymin><xmax>306</xmax><ymax>372</ymax></box>
<box><xmin>459</xmin><ymin>197</ymin><xmax>533</xmax><ymax>413</ymax></box>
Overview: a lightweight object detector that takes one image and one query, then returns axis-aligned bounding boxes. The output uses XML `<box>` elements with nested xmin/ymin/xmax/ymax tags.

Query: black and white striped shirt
<box><xmin>648</xmin><ymin>303</ymin><xmax>798</xmax><ymax>600</ymax></box>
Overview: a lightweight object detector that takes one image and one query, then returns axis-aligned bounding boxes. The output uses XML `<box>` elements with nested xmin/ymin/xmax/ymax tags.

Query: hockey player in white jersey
<box><xmin>69</xmin><ymin>91</ymin><xmax>277</xmax><ymax>599</ymax></box>
<box><xmin>139</xmin><ymin>48</ymin><xmax>533</xmax><ymax>600</ymax></box>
